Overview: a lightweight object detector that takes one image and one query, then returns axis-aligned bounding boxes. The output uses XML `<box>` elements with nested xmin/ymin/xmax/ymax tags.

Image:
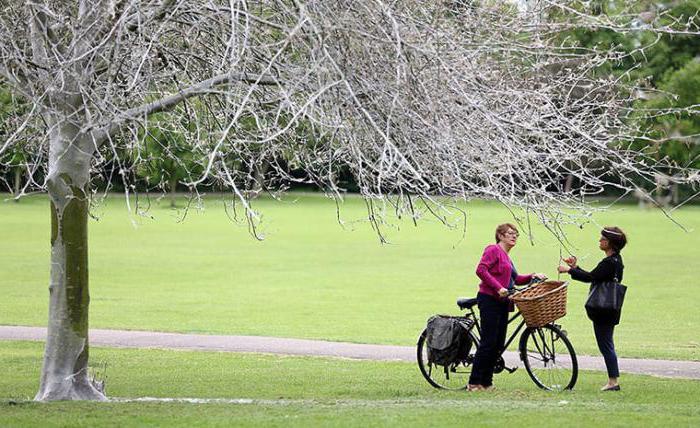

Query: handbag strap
<box><xmin>613</xmin><ymin>255</ymin><xmax>622</xmax><ymax>283</ymax></box>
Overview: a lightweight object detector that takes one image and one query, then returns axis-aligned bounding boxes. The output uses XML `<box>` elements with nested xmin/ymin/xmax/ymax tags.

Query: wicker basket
<box><xmin>512</xmin><ymin>281</ymin><xmax>568</xmax><ymax>327</ymax></box>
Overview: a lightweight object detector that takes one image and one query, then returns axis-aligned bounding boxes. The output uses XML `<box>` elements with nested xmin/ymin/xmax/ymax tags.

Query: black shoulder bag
<box><xmin>584</xmin><ymin>276</ymin><xmax>627</xmax><ymax>325</ymax></box>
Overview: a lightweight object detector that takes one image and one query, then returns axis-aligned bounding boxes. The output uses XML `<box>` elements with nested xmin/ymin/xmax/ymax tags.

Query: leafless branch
<box><xmin>0</xmin><ymin>0</ymin><xmax>698</xmax><ymax>233</ymax></box>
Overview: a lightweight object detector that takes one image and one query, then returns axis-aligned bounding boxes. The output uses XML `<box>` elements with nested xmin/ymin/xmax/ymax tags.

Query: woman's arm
<box><xmin>569</xmin><ymin>259</ymin><xmax>616</xmax><ymax>283</ymax></box>
<box><xmin>475</xmin><ymin>246</ymin><xmax>506</xmax><ymax>294</ymax></box>
<box><xmin>514</xmin><ymin>273</ymin><xmax>534</xmax><ymax>285</ymax></box>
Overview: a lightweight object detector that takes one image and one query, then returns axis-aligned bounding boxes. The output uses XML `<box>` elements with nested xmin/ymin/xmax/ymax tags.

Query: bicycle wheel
<box><xmin>416</xmin><ymin>328</ymin><xmax>478</xmax><ymax>390</ymax></box>
<box><xmin>519</xmin><ymin>324</ymin><xmax>578</xmax><ymax>391</ymax></box>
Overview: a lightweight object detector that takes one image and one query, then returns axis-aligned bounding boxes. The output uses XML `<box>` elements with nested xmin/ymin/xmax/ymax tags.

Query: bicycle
<box><xmin>417</xmin><ymin>284</ymin><xmax>578</xmax><ymax>391</ymax></box>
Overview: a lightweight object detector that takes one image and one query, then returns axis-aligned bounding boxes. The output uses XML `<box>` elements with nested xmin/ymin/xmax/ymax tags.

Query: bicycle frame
<box><xmin>463</xmin><ymin>306</ymin><xmax>528</xmax><ymax>357</ymax></box>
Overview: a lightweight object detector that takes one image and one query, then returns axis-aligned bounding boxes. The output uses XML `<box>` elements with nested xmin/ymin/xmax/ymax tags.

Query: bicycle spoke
<box><xmin>521</xmin><ymin>325</ymin><xmax>578</xmax><ymax>391</ymax></box>
<box><xmin>533</xmin><ymin>329</ymin><xmax>548</xmax><ymax>360</ymax></box>
<box><xmin>417</xmin><ymin>328</ymin><xmax>474</xmax><ymax>390</ymax></box>
<box><xmin>525</xmin><ymin>351</ymin><xmax>546</xmax><ymax>362</ymax></box>
<box><xmin>538</xmin><ymin>328</ymin><xmax>555</xmax><ymax>360</ymax></box>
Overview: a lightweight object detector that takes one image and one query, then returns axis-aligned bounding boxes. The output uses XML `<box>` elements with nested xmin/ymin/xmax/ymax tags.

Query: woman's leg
<box><xmin>483</xmin><ymin>304</ymin><xmax>509</xmax><ymax>387</ymax></box>
<box><xmin>469</xmin><ymin>294</ymin><xmax>507</xmax><ymax>387</ymax></box>
<box><xmin>593</xmin><ymin>322</ymin><xmax>620</xmax><ymax>385</ymax></box>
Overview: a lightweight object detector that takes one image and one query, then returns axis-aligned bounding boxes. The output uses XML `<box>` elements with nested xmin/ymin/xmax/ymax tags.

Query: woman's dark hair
<box><xmin>495</xmin><ymin>223</ymin><xmax>518</xmax><ymax>243</ymax></box>
<box><xmin>601</xmin><ymin>226</ymin><xmax>627</xmax><ymax>253</ymax></box>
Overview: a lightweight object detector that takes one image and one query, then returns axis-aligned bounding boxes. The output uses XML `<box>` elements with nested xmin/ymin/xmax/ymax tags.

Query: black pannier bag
<box><xmin>425</xmin><ymin>315</ymin><xmax>474</xmax><ymax>366</ymax></box>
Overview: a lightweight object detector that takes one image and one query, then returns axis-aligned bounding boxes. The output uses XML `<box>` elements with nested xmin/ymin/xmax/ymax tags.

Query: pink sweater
<box><xmin>476</xmin><ymin>244</ymin><xmax>533</xmax><ymax>298</ymax></box>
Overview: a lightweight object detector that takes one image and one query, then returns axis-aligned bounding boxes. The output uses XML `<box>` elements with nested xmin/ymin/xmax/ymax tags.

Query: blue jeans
<box><xmin>593</xmin><ymin>322</ymin><xmax>620</xmax><ymax>378</ymax></box>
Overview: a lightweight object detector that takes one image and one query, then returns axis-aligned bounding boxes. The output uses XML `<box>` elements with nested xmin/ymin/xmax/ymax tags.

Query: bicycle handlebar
<box><xmin>507</xmin><ymin>277</ymin><xmax>545</xmax><ymax>296</ymax></box>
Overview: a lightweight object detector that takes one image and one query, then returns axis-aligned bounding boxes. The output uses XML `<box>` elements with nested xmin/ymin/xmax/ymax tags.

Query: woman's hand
<box><xmin>532</xmin><ymin>272</ymin><xmax>547</xmax><ymax>281</ymax></box>
<box><xmin>563</xmin><ymin>256</ymin><xmax>577</xmax><ymax>268</ymax></box>
<box><xmin>557</xmin><ymin>265</ymin><xmax>571</xmax><ymax>273</ymax></box>
<box><xmin>498</xmin><ymin>288</ymin><xmax>509</xmax><ymax>298</ymax></box>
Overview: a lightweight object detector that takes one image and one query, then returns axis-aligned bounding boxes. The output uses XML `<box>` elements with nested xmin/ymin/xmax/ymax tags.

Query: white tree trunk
<box><xmin>35</xmin><ymin>123</ymin><xmax>105</xmax><ymax>401</ymax></box>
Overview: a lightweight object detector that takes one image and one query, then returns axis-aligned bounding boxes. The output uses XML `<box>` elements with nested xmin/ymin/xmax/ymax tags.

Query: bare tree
<box><xmin>0</xmin><ymin>0</ymin><xmax>698</xmax><ymax>401</ymax></box>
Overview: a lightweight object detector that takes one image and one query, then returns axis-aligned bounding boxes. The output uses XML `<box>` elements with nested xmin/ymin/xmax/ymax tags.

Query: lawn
<box><xmin>1</xmin><ymin>193</ymin><xmax>699</xmax><ymax>360</ymax></box>
<box><xmin>1</xmin><ymin>341</ymin><xmax>699</xmax><ymax>427</ymax></box>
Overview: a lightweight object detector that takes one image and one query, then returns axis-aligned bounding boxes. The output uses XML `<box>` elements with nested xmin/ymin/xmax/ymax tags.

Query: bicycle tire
<box><xmin>519</xmin><ymin>324</ymin><xmax>578</xmax><ymax>391</ymax></box>
<box><xmin>416</xmin><ymin>328</ymin><xmax>479</xmax><ymax>390</ymax></box>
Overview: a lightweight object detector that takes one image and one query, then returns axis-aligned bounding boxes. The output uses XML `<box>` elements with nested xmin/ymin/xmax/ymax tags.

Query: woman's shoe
<box><xmin>601</xmin><ymin>384</ymin><xmax>620</xmax><ymax>391</ymax></box>
<box><xmin>467</xmin><ymin>384</ymin><xmax>485</xmax><ymax>392</ymax></box>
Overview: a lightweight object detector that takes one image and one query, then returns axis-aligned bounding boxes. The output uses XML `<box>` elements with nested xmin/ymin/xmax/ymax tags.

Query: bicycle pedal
<box><xmin>504</xmin><ymin>366</ymin><xmax>517</xmax><ymax>374</ymax></box>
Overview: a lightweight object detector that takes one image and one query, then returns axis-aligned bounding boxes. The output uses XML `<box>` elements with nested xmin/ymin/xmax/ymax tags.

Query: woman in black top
<box><xmin>558</xmin><ymin>226</ymin><xmax>627</xmax><ymax>392</ymax></box>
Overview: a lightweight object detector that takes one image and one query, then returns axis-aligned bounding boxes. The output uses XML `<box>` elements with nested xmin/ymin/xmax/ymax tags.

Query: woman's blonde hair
<box><xmin>495</xmin><ymin>223</ymin><xmax>518</xmax><ymax>243</ymax></box>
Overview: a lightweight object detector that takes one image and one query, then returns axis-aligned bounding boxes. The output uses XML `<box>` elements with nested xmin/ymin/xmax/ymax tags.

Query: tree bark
<box><xmin>672</xmin><ymin>183</ymin><xmax>679</xmax><ymax>205</ymax></box>
<box><xmin>248</xmin><ymin>161</ymin><xmax>268</xmax><ymax>198</ymax></box>
<box><xmin>12</xmin><ymin>167</ymin><xmax>21</xmax><ymax>201</ymax></box>
<box><xmin>169</xmin><ymin>175</ymin><xmax>178</xmax><ymax>208</ymax></box>
<box><xmin>35</xmin><ymin>125</ymin><xmax>105</xmax><ymax>402</ymax></box>
<box><xmin>564</xmin><ymin>174</ymin><xmax>574</xmax><ymax>193</ymax></box>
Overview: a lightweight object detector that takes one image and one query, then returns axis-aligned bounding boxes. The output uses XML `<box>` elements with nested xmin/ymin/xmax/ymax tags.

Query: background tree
<box><xmin>635</xmin><ymin>1</ymin><xmax>700</xmax><ymax>203</ymax></box>
<box><xmin>558</xmin><ymin>0</ymin><xmax>700</xmax><ymax>202</ymax></box>
<box><xmin>0</xmin><ymin>84</ymin><xmax>35</xmax><ymax>199</ymax></box>
<box><xmin>0</xmin><ymin>0</ymin><xmax>698</xmax><ymax>401</ymax></box>
<box><xmin>135</xmin><ymin>109</ymin><xmax>207</xmax><ymax>208</ymax></box>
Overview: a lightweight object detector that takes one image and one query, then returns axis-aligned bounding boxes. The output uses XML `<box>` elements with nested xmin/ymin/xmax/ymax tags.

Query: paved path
<box><xmin>2</xmin><ymin>326</ymin><xmax>699</xmax><ymax>380</ymax></box>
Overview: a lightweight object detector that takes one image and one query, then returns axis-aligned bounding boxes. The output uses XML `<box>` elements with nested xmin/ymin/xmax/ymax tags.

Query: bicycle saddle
<box><xmin>457</xmin><ymin>297</ymin><xmax>478</xmax><ymax>310</ymax></box>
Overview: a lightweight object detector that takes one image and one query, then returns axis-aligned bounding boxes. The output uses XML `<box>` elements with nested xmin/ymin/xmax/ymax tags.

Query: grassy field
<box><xmin>0</xmin><ymin>193</ymin><xmax>699</xmax><ymax>360</ymax></box>
<box><xmin>1</xmin><ymin>341</ymin><xmax>699</xmax><ymax>427</ymax></box>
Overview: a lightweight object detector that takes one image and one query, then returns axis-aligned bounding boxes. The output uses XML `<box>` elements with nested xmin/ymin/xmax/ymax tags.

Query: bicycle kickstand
<box><xmin>504</xmin><ymin>365</ymin><xmax>518</xmax><ymax>374</ymax></box>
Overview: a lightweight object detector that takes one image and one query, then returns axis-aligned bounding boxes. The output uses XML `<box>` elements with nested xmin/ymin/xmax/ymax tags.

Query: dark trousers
<box><xmin>469</xmin><ymin>293</ymin><xmax>509</xmax><ymax>387</ymax></box>
<box><xmin>593</xmin><ymin>322</ymin><xmax>620</xmax><ymax>378</ymax></box>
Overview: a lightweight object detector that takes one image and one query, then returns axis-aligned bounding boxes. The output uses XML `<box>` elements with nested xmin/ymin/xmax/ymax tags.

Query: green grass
<box><xmin>1</xmin><ymin>341</ymin><xmax>700</xmax><ymax>427</ymax></box>
<box><xmin>1</xmin><ymin>193</ymin><xmax>699</xmax><ymax>360</ymax></box>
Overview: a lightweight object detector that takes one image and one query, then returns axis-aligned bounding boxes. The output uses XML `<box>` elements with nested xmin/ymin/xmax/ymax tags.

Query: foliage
<box><xmin>134</xmin><ymin>110</ymin><xmax>207</xmax><ymax>206</ymax></box>
<box><xmin>0</xmin><ymin>84</ymin><xmax>30</xmax><ymax>195</ymax></box>
<box><xmin>551</xmin><ymin>1</ymin><xmax>700</xmax><ymax>199</ymax></box>
<box><xmin>632</xmin><ymin>1</ymin><xmax>700</xmax><ymax>200</ymax></box>
<box><xmin>643</xmin><ymin>60</ymin><xmax>700</xmax><ymax>169</ymax></box>
<box><xmin>634</xmin><ymin>1</ymin><xmax>700</xmax><ymax>85</ymax></box>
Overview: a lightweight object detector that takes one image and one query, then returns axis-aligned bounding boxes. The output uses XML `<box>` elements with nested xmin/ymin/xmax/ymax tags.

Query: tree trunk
<box><xmin>249</xmin><ymin>161</ymin><xmax>268</xmax><ymax>198</ymax></box>
<box><xmin>672</xmin><ymin>183</ymin><xmax>679</xmax><ymax>205</ymax></box>
<box><xmin>12</xmin><ymin>167</ymin><xmax>21</xmax><ymax>201</ymax></box>
<box><xmin>35</xmin><ymin>126</ymin><xmax>105</xmax><ymax>402</ymax></box>
<box><xmin>564</xmin><ymin>174</ymin><xmax>574</xmax><ymax>193</ymax></box>
<box><xmin>169</xmin><ymin>175</ymin><xmax>178</xmax><ymax>208</ymax></box>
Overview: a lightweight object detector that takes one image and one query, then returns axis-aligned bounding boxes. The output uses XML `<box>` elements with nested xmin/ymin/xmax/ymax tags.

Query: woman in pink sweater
<box><xmin>468</xmin><ymin>223</ymin><xmax>546</xmax><ymax>391</ymax></box>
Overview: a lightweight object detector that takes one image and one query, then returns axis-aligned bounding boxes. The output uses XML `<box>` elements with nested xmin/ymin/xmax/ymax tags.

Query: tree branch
<box><xmin>99</xmin><ymin>71</ymin><xmax>279</xmax><ymax>141</ymax></box>
<box><xmin>0</xmin><ymin>65</ymin><xmax>31</xmax><ymax>98</ymax></box>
